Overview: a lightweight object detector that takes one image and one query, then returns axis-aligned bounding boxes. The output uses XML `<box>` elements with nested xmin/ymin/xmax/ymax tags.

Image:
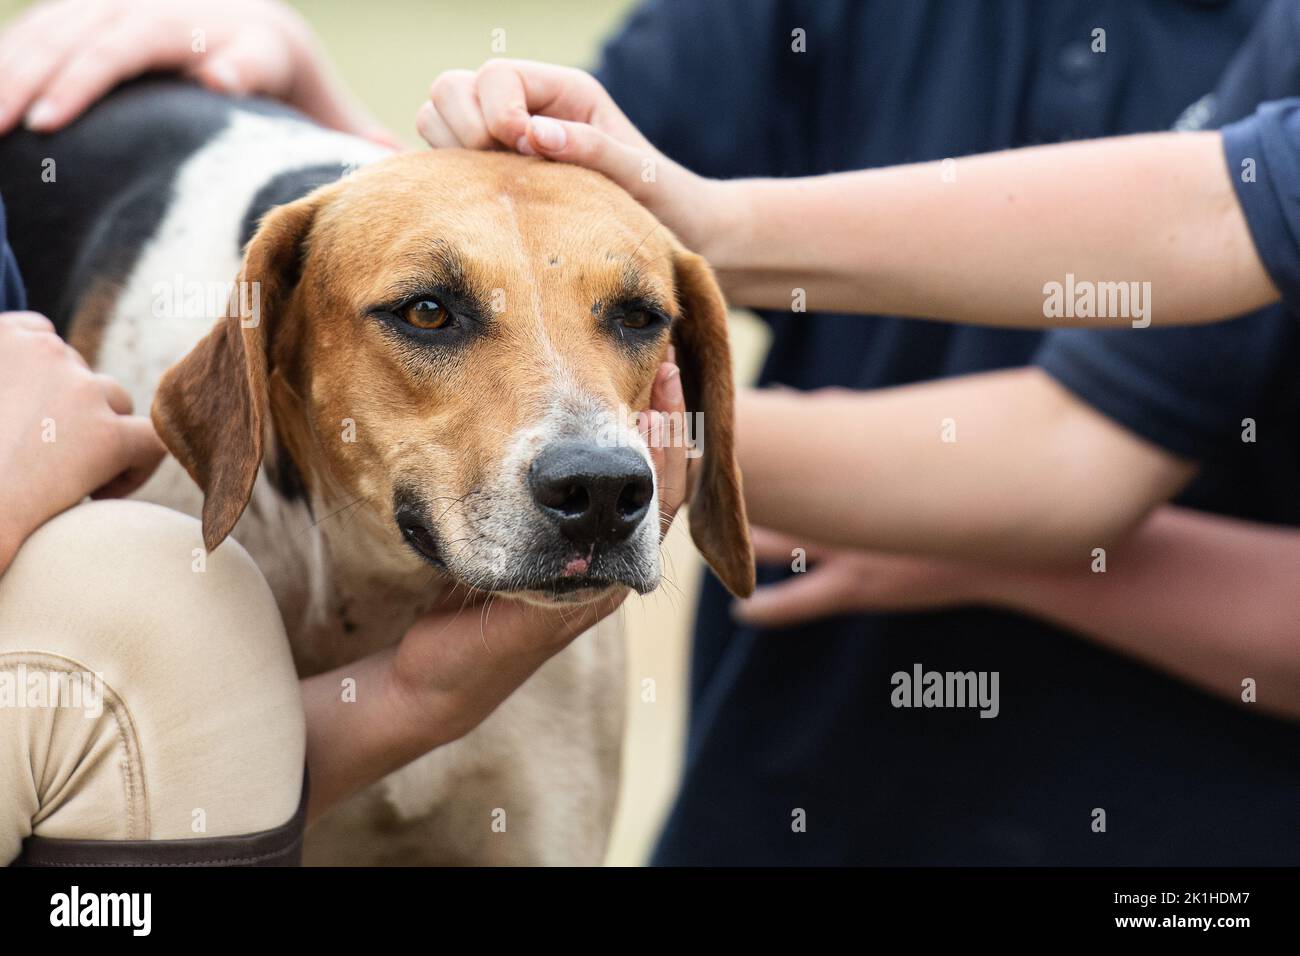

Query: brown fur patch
<box><xmin>66</xmin><ymin>277</ymin><xmax>121</xmax><ymax>365</ymax></box>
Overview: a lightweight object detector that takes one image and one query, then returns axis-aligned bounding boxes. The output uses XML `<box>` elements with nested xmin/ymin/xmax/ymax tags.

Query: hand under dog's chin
<box><xmin>511</xmin><ymin>582</ymin><xmax>631</xmax><ymax>608</ymax></box>
<box><xmin>458</xmin><ymin>567</ymin><xmax>657</xmax><ymax>607</ymax></box>
<box><xmin>438</xmin><ymin>565</ymin><xmax>657</xmax><ymax>608</ymax></box>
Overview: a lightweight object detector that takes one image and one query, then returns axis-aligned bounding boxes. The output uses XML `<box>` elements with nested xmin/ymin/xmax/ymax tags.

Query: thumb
<box><xmin>522</xmin><ymin>115</ymin><xmax>648</xmax><ymax>195</ymax></box>
<box><xmin>192</xmin><ymin>30</ymin><xmax>291</xmax><ymax>98</ymax></box>
<box><xmin>731</xmin><ymin>569</ymin><xmax>848</xmax><ymax>629</ymax></box>
<box><xmin>91</xmin><ymin>415</ymin><xmax>166</xmax><ymax>500</ymax></box>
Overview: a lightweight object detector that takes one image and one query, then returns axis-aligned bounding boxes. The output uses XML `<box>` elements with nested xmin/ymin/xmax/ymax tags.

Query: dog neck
<box><xmin>239</xmin><ymin>428</ymin><xmax>450</xmax><ymax>677</ymax></box>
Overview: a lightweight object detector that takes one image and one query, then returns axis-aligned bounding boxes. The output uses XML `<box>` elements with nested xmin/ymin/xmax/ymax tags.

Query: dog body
<box><xmin>0</xmin><ymin>81</ymin><xmax>751</xmax><ymax>865</ymax></box>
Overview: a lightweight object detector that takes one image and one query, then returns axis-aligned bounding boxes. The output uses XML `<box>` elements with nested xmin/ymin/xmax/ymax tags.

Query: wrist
<box><xmin>692</xmin><ymin>178</ymin><xmax>751</xmax><ymax>281</ymax></box>
<box><xmin>0</xmin><ymin>493</ymin><xmax>37</xmax><ymax>577</ymax></box>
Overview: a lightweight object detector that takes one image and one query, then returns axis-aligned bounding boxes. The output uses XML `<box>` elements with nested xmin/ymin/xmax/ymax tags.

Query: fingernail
<box><xmin>529</xmin><ymin>115</ymin><xmax>566</xmax><ymax>151</ymax></box>
<box><xmin>663</xmin><ymin>363</ymin><xmax>682</xmax><ymax>405</ymax></box>
<box><xmin>515</xmin><ymin>134</ymin><xmax>536</xmax><ymax>156</ymax></box>
<box><xmin>24</xmin><ymin>99</ymin><xmax>57</xmax><ymax>130</ymax></box>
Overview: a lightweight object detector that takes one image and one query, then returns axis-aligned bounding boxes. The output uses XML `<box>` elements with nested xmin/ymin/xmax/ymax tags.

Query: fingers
<box><xmin>490</xmin><ymin>587</ymin><xmax>628</xmax><ymax>652</ymax></box>
<box><xmin>418</xmin><ymin>60</ymin><xmax>661</xmax><ymax>203</ymax></box>
<box><xmin>420</xmin><ymin>59</ymin><xmax>612</xmax><ymax>153</ymax></box>
<box><xmin>90</xmin><ymin>414</ymin><xmax>166</xmax><ymax>500</ymax></box>
<box><xmin>96</xmin><ymin>373</ymin><xmax>133</xmax><ymax>415</ymax></box>
<box><xmin>190</xmin><ymin>26</ymin><xmax>288</xmax><ymax>97</ymax></box>
<box><xmin>426</xmin><ymin>69</ymin><xmax>495</xmax><ymax>149</ymax></box>
<box><xmin>472</xmin><ymin>59</ymin><xmax>540</xmax><ymax>148</ymax></box>
<box><xmin>1</xmin><ymin>311</ymin><xmax>56</xmax><ymax>333</ymax></box>
<box><xmin>410</xmin><ymin>586</ymin><xmax>628</xmax><ymax>665</ymax></box>
<box><xmin>749</xmin><ymin>525</ymin><xmax>823</xmax><ymax>563</ymax></box>
<box><xmin>731</xmin><ymin>568</ymin><xmax>843</xmax><ymax>628</ymax></box>
<box><xmin>642</xmin><ymin>351</ymin><xmax>687</xmax><ymax>533</ymax></box>
<box><xmin>473</xmin><ymin>59</ymin><xmax>601</xmax><ymax>146</ymax></box>
<box><xmin>521</xmin><ymin>113</ymin><xmax>647</xmax><ymax>191</ymax></box>
<box><xmin>0</xmin><ymin>0</ymin><xmax>96</xmax><ymax>133</ymax></box>
<box><xmin>416</xmin><ymin>98</ymin><xmax>461</xmax><ymax>149</ymax></box>
<box><xmin>23</xmin><ymin>18</ymin><xmax>189</xmax><ymax>133</ymax></box>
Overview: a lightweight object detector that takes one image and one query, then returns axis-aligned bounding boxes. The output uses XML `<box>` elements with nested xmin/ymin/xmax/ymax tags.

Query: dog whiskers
<box><xmin>300</xmin><ymin>493</ymin><xmax>370</xmax><ymax>536</ymax></box>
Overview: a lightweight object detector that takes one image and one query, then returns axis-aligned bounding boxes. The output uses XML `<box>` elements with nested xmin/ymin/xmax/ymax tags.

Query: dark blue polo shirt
<box><xmin>1224</xmin><ymin>99</ymin><xmax>1300</xmax><ymax>319</ymax></box>
<box><xmin>598</xmin><ymin>0</ymin><xmax>1300</xmax><ymax>865</ymax></box>
<box><xmin>0</xmin><ymin>197</ymin><xmax>25</xmax><ymax>312</ymax></box>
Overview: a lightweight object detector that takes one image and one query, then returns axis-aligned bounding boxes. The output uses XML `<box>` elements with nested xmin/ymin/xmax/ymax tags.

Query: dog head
<box><xmin>152</xmin><ymin>149</ymin><xmax>754</xmax><ymax>604</ymax></box>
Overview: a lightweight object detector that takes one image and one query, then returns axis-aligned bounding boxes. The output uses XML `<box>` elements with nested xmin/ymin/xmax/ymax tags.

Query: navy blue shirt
<box><xmin>598</xmin><ymin>0</ymin><xmax>1300</xmax><ymax>865</ymax></box>
<box><xmin>0</xmin><ymin>197</ymin><xmax>25</xmax><ymax>312</ymax></box>
<box><xmin>1224</xmin><ymin>99</ymin><xmax>1300</xmax><ymax>319</ymax></box>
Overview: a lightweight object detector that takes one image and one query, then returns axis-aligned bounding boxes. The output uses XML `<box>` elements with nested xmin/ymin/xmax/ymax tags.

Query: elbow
<box><xmin>1018</xmin><ymin>375</ymin><xmax>1195</xmax><ymax>565</ymax></box>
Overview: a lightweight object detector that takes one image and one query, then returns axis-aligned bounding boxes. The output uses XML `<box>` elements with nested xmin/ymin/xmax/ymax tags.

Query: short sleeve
<box><xmin>1222</xmin><ymin>99</ymin><xmax>1300</xmax><ymax>320</ymax></box>
<box><xmin>1034</xmin><ymin>306</ymin><xmax>1299</xmax><ymax>462</ymax></box>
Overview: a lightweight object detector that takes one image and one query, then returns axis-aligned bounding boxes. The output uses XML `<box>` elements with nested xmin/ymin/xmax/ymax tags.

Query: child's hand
<box><xmin>730</xmin><ymin>527</ymin><xmax>989</xmax><ymax>627</ymax></box>
<box><xmin>419</xmin><ymin>59</ymin><xmax>730</xmax><ymax>256</ymax></box>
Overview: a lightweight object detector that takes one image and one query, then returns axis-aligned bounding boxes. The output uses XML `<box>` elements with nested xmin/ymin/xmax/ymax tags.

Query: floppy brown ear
<box><xmin>672</xmin><ymin>250</ymin><xmax>755</xmax><ymax>597</ymax></box>
<box><xmin>151</xmin><ymin>196</ymin><xmax>319</xmax><ymax>552</ymax></box>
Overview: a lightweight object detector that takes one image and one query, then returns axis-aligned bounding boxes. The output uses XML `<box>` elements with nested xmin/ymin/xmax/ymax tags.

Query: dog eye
<box><xmin>399</xmin><ymin>298</ymin><xmax>453</xmax><ymax>331</ymax></box>
<box><xmin>618</xmin><ymin>309</ymin><xmax>664</xmax><ymax>331</ymax></box>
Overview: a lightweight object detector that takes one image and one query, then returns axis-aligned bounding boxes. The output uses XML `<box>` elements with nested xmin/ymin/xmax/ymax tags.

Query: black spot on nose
<box><xmin>528</xmin><ymin>442</ymin><xmax>653</xmax><ymax>545</ymax></box>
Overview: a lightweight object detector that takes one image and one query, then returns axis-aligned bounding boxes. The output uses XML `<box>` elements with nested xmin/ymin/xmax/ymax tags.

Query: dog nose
<box><xmin>529</xmin><ymin>442</ymin><xmax>654</xmax><ymax>545</ymax></box>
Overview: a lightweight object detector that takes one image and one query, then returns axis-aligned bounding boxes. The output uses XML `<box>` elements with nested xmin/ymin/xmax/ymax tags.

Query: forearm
<box><xmin>300</xmin><ymin>600</ymin><xmax>601</xmax><ymax>820</ymax></box>
<box><xmin>707</xmin><ymin>132</ymin><xmax>1277</xmax><ymax>325</ymax></box>
<box><xmin>735</xmin><ymin>368</ymin><xmax>1194</xmax><ymax>563</ymax></box>
<box><xmin>301</xmin><ymin>648</ymin><xmax>408</xmax><ymax>820</ymax></box>
<box><xmin>973</xmin><ymin>506</ymin><xmax>1300</xmax><ymax>720</ymax></box>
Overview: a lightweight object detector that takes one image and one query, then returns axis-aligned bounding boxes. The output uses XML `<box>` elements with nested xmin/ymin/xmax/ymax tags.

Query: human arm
<box><xmin>418</xmin><ymin>60</ymin><xmax>1281</xmax><ymax>326</ymax></box>
<box><xmin>730</xmin><ymin>368</ymin><xmax>1194</xmax><ymax>566</ymax></box>
<box><xmin>734</xmin><ymin>508</ymin><xmax>1300</xmax><ymax>720</ymax></box>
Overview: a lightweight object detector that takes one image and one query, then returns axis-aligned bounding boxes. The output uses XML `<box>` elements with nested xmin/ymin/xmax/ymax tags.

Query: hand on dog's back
<box><xmin>0</xmin><ymin>0</ymin><xmax>395</xmax><ymax>146</ymax></box>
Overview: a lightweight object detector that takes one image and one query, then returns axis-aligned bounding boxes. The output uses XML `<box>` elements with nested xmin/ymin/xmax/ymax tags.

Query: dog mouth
<box><xmin>398</xmin><ymin>516</ymin><xmax>447</xmax><ymax>569</ymax></box>
<box><xmin>394</xmin><ymin>507</ymin><xmax>653</xmax><ymax>601</ymax></box>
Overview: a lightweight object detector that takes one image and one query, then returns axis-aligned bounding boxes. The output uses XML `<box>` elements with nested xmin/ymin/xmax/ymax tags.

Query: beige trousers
<box><xmin>0</xmin><ymin>500</ymin><xmax>305</xmax><ymax>864</ymax></box>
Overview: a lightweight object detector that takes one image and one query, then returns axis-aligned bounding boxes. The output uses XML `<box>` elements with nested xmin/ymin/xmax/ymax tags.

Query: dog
<box><xmin>0</xmin><ymin>79</ymin><xmax>753</xmax><ymax>865</ymax></box>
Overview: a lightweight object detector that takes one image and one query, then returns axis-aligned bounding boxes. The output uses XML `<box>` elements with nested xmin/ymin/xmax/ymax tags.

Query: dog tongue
<box><xmin>561</xmin><ymin>556</ymin><xmax>590</xmax><ymax>577</ymax></box>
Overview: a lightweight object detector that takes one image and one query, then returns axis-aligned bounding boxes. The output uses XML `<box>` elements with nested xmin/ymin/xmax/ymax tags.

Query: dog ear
<box><xmin>151</xmin><ymin>195</ymin><xmax>319</xmax><ymax>552</ymax></box>
<box><xmin>671</xmin><ymin>250</ymin><xmax>755</xmax><ymax>598</ymax></box>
